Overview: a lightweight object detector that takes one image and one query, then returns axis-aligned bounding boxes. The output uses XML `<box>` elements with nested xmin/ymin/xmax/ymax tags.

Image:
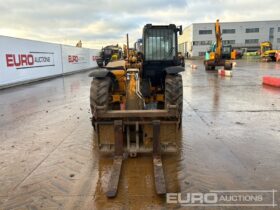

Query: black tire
<box><xmin>165</xmin><ymin>74</ymin><xmax>183</xmax><ymax>125</ymax></box>
<box><xmin>205</xmin><ymin>63</ymin><xmax>213</xmax><ymax>71</ymax></box>
<box><xmin>90</xmin><ymin>77</ymin><xmax>111</xmax><ymax>120</ymax></box>
<box><xmin>97</xmin><ymin>59</ymin><xmax>104</xmax><ymax>68</ymax></box>
<box><xmin>224</xmin><ymin>62</ymin><xmax>232</xmax><ymax>70</ymax></box>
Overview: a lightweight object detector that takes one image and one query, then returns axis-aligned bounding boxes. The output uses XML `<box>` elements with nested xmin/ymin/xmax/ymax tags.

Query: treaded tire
<box><xmin>90</xmin><ymin>77</ymin><xmax>111</xmax><ymax>120</ymax></box>
<box><xmin>165</xmin><ymin>74</ymin><xmax>183</xmax><ymax>124</ymax></box>
<box><xmin>224</xmin><ymin>62</ymin><xmax>232</xmax><ymax>70</ymax></box>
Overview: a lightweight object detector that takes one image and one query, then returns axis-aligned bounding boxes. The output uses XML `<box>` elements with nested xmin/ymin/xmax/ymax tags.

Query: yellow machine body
<box><xmin>89</xmin><ymin>24</ymin><xmax>185</xmax><ymax>198</ymax></box>
<box><xmin>231</xmin><ymin>50</ymin><xmax>237</xmax><ymax>60</ymax></box>
<box><xmin>210</xmin><ymin>52</ymin><xmax>216</xmax><ymax>60</ymax></box>
<box><xmin>204</xmin><ymin>19</ymin><xmax>232</xmax><ymax>70</ymax></box>
<box><xmin>111</xmin><ymin>70</ymin><xmax>126</xmax><ymax>92</ymax></box>
<box><xmin>260</xmin><ymin>41</ymin><xmax>277</xmax><ymax>61</ymax></box>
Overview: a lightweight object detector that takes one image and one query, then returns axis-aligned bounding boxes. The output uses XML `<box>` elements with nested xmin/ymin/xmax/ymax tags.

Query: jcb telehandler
<box><xmin>89</xmin><ymin>24</ymin><xmax>184</xmax><ymax>198</ymax></box>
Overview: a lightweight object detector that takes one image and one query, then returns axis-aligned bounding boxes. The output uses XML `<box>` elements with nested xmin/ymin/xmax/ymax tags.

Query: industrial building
<box><xmin>178</xmin><ymin>20</ymin><xmax>280</xmax><ymax>57</ymax></box>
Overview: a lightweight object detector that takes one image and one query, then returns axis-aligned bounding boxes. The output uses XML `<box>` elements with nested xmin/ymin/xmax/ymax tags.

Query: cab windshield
<box><xmin>145</xmin><ymin>29</ymin><xmax>175</xmax><ymax>60</ymax></box>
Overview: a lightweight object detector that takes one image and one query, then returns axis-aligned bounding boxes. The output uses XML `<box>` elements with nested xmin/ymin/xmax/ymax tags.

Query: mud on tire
<box><xmin>165</xmin><ymin>74</ymin><xmax>183</xmax><ymax>124</ymax></box>
<box><xmin>90</xmin><ymin>77</ymin><xmax>111</xmax><ymax>121</ymax></box>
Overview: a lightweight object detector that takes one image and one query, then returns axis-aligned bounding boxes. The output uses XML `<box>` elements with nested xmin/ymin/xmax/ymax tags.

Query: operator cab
<box><xmin>142</xmin><ymin>24</ymin><xmax>183</xmax><ymax>86</ymax></box>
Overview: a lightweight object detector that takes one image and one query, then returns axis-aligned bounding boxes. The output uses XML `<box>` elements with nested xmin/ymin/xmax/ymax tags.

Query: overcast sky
<box><xmin>0</xmin><ymin>0</ymin><xmax>279</xmax><ymax>49</ymax></box>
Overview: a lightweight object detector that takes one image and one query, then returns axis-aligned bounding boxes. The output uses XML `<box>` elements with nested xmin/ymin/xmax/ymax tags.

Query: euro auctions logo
<box><xmin>166</xmin><ymin>190</ymin><xmax>278</xmax><ymax>207</ymax></box>
<box><xmin>6</xmin><ymin>52</ymin><xmax>55</xmax><ymax>69</ymax></box>
<box><xmin>68</xmin><ymin>55</ymin><xmax>79</xmax><ymax>63</ymax></box>
<box><xmin>68</xmin><ymin>55</ymin><xmax>86</xmax><ymax>64</ymax></box>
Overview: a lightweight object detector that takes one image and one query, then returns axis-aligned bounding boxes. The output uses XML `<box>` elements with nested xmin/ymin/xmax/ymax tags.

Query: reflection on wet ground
<box><xmin>0</xmin><ymin>60</ymin><xmax>279</xmax><ymax>209</ymax></box>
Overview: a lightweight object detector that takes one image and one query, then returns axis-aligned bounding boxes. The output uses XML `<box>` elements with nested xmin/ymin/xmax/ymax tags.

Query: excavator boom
<box><xmin>215</xmin><ymin>19</ymin><xmax>222</xmax><ymax>59</ymax></box>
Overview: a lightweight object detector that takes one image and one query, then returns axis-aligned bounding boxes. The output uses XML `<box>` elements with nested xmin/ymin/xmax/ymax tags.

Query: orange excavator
<box><xmin>204</xmin><ymin>19</ymin><xmax>232</xmax><ymax>70</ymax></box>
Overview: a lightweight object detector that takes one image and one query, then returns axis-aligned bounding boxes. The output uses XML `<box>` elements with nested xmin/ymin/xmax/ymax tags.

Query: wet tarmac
<box><xmin>0</xmin><ymin>60</ymin><xmax>279</xmax><ymax>210</ymax></box>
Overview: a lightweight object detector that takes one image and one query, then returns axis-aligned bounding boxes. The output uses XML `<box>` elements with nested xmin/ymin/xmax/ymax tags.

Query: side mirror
<box><xmin>179</xmin><ymin>25</ymin><xmax>183</xmax><ymax>35</ymax></box>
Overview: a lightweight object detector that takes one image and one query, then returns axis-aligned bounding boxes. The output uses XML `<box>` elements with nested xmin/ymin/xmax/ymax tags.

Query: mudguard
<box><xmin>164</xmin><ymin>66</ymin><xmax>185</xmax><ymax>74</ymax></box>
<box><xmin>88</xmin><ymin>69</ymin><xmax>109</xmax><ymax>78</ymax></box>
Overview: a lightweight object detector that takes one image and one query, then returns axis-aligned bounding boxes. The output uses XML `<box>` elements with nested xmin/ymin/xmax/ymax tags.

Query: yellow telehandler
<box><xmin>89</xmin><ymin>24</ymin><xmax>184</xmax><ymax>198</ymax></box>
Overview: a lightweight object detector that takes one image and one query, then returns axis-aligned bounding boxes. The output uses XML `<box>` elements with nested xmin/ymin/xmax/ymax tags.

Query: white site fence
<box><xmin>0</xmin><ymin>35</ymin><xmax>99</xmax><ymax>88</ymax></box>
